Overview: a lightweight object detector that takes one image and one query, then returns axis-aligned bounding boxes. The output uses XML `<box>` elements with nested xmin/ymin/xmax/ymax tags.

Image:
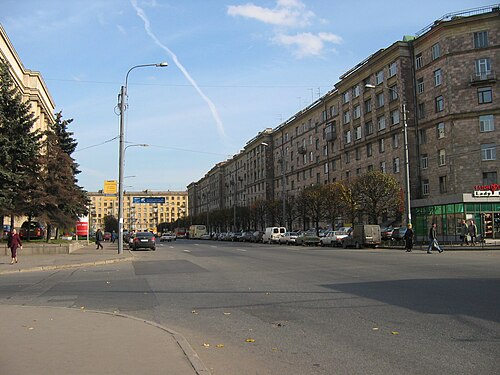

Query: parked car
<box><xmin>218</xmin><ymin>232</ymin><xmax>228</xmax><ymax>241</ymax></box>
<box><xmin>240</xmin><ymin>231</ymin><xmax>255</xmax><ymax>242</ymax></box>
<box><xmin>251</xmin><ymin>231</ymin><xmax>264</xmax><ymax>243</ymax></box>
<box><xmin>391</xmin><ymin>227</ymin><xmax>407</xmax><ymax>241</ymax></box>
<box><xmin>160</xmin><ymin>232</ymin><xmax>176</xmax><ymax>242</ymax></box>
<box><xmin>342</xmin><ymin>225</ymin><xmax>381</xmax><ymax>249</ymax></box>
<box><xmin>262</xmin><ymin>227</ymin><xmax>286</xmax><ymax>244</ymax></box>
<box><xmin>320</xmin><ymin>230</ymin><xmax>348</xmax><ymax>247</ymax></box>
<box><xmin>2</xmin><ymin>224</ymin><xmax>11</xmax><ymax>239</ymax></box>
<box><xmin>381</xmin><ymin>227</ymin><xmax>394</xmax><ymax>240</ymax></box>
<box><xmin>103</xmin><ymin>232</ymin><xmax>112</xmax><ymax>241</ymax></box>
<box><xmin>295</xmin><ymin>231</ymin><xmax>321</xmax><ymax>246</ymax></box>
<box><xmin>19</xmin><ymin>221</ymin><xmax>45</xmax><ymax>240</ymax></box>
<box><xmin>279</xmin><ymin>231</ymin><xmax>298</xmax><ymax>245</ymax></box>
<box><xmin>230</xmin><ymin>232</ymin><xmax>242</xmax><ymax>241</ymax></box>
<box><xmin>130</xmin><ymin>232</ymin><xmax>156</xmax><ymax>251</ymax></box>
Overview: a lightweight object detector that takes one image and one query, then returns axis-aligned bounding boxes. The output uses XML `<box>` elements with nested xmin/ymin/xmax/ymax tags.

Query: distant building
<box><xmin>188</xmin><ymin>6</ymin><xmax>500</xmax><ymax>239</ymax></box>
<box><xmin>88</xmin><ymin>181</ymin><xmax>188</xmax><ymax>233</ymax></box>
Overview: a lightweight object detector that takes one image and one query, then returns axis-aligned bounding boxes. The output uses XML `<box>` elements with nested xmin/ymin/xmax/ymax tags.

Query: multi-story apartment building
<box><xmin>189</xmin><ymin>6</ymin><xmax>499</xmax><ymax>239</ymax></box>
<box><xmin>88</xmin><ymin>181</ymin><xmax>188</xmax><ymax>233</ymax></box>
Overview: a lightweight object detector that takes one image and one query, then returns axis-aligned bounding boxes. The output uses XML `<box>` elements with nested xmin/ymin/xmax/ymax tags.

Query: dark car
<box><xmin>130</xmin><ymin>232</ymin><xmax>156</xmax><ymax>251</ymax></box>
<box><xmin>381</xmin><ymin>227</ymin><xmax>394</xmax><ymax>240</ymax></box>
<box><xmin>251</xmin><ymin>231</ymin><xmax>264</xmax><ymax>243</ymax></box>
<box><xmin>19</xmin><ymin>221</ymin><xmax>45</xmax><ymax>239</ymax></box>
<box><xmin>391</xmin><ymin>227</ymin><xmax>407</xmax><ymax>241</ymax></box>
<box><xmin>240</xmin><ymin>231</ymin><xmax>254</xmax><ymax>242</ymax></box>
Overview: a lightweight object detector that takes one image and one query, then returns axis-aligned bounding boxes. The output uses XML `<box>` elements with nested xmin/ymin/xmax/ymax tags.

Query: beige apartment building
<box><xmin>1</xmin><ymin>24</ymin><xmax>56</xmax><ymax>229</ymax></box>
<box><xmin>88</xmin><ymin>181</ymin><xmax>188</xmax><ymax>233</ymax></box>
<box><xmin>189</xmin><ymin>6</ymin><xmax>499</xmax><ymax>239</ymax></box>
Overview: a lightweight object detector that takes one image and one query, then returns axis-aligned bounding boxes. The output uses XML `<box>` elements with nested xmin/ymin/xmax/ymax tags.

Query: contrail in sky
<box><xmin>130</xmin><ymin>0</ymin><xmax>229</xmax><ymax>142</ymax></box>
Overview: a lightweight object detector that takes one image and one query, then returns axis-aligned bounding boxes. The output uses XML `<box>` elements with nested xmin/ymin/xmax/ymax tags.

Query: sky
<box><xmin>1</xmin><ymin>0</ymin><xmax>488</xmax><ymax>193</ymax></box>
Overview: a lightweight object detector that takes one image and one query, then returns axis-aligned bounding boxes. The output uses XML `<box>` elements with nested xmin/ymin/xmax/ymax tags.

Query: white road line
<box><xmin>235</xmin><ymin>248</ymin><xmax>247</xmax><ymax>252</ymax></box>
<box><xmin>183</xmin><ymin>250</ymin><xmax>191</xmax><ymax>253</ymax></box>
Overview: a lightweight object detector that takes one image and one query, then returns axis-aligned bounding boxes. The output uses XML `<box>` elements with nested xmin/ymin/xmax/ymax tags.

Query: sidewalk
<box><xmin>0</xmin><ymin>240</ymin><xmax>133</xmax><ymax>275</ymax></box>
<box><xmin>0</xmin><ymin>241</ymin><xmax>210</xmax><ymax>375</ymax></box>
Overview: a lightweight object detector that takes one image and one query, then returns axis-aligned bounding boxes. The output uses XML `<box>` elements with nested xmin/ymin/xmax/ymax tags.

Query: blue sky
<box><xmin>1</xmin><ymin>0</ymin><xmax>487</xmax><ymax>192</ymax></box>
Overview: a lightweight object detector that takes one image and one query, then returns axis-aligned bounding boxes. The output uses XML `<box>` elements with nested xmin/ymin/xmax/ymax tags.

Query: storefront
<box><xmin>412</xmin><ymin>185</ymin><xmax>500</xmax><ymax>242</ymax></box>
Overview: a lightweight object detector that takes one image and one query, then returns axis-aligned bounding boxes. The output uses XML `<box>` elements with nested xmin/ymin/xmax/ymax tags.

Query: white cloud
<box><xmin>227</xmin><ymin>1</ymin><xmax>341</xmax><ymax>58</ymax></box>
<box><xmin>273</xmin><ymin>32</ymin><xmax>342</xmax><ymax>58</ymax></box>
<box><xmin>227</xmin><ymin>0</ymin><xmax>313</xmax><ymax>27</ymax></box>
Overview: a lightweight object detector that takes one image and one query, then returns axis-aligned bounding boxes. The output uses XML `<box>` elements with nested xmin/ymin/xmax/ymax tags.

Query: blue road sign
<box><xmin>132</xmin><ymin>197</ymin><xmax>165</xmax><ymax>204</ymax></box>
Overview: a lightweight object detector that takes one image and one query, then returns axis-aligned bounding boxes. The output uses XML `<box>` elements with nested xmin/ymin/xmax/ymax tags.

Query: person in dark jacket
<box><xmin>404</xmin><ymin>224</ymin><xmax>414</xmax><ymax>252</ymax></box>
<box><xmin>8</xmin><ymin>228</ymin><xmax>22</xmax><ymax>264</ymax></box>
<box><xmin>427</xmin><ymin>223</ymin><xmax>443</xmax><ymax>254</ymax></box>
<box><xmin>95</xmin><ymin>229</ymin><xmax>104</xmax><ymax>249</ymax></box>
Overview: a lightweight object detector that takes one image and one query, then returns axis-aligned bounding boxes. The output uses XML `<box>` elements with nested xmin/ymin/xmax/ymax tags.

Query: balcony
<box><xmin>470</xmin><ymin>70</ymin><xmax>496</xmax><ymax>85</ymax></box>
<box><xmin>298</xmin><ymin>146</ymin><xmax>307</xmax><ymax>154</ymax></box>
<box><xmin>325</xmin><ymin>131</ymin><xmax>336</xmax><ymax>142</ymax></box>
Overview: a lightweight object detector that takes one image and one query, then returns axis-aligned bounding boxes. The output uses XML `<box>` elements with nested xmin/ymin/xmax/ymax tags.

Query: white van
<box><xmin>262</xmin><ymin>227</ymin><xmax>286</xmax><ymax>244</ymax></box>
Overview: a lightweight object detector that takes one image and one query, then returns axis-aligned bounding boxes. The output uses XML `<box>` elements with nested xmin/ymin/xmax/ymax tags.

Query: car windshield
<box><xmin>136</xmin><ymin>232</ymin><xmax>154</xmax><ymax>238</ymax></box>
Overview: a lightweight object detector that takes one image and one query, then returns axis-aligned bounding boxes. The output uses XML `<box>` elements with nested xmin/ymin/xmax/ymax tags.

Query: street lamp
<box><xmin>118</xmin><ymin>62</ymin><xmax>168</xmax><ymax>254</ymax></box>
<box><xmin>365</xmin><ymin>83</ymin><xmax>411</xmax><ymax>225</ymax></box>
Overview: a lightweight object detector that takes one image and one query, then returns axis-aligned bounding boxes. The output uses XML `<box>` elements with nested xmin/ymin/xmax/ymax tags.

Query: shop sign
<box><xmin>473</xmin><ymin>184</ymin><xmax>500</xmax><ymax>197</ymax></box>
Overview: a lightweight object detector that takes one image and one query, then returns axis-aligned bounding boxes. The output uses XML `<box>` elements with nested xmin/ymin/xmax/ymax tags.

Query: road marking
<box><xmin>183</xmin><ymin>250</ymin><xmax>191</xmax><ymax>253</ymax></box>
<box><xmin>235</xmin><ymin>248</ymin><xmax>247</xmax><ymax>252</ymax></box>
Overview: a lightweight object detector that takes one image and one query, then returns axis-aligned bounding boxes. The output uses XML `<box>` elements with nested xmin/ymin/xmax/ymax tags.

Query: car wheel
<box><xmin>152</xmin><ymin>247</ymin><xmax>156</xmax><ymax>251</ymax></box>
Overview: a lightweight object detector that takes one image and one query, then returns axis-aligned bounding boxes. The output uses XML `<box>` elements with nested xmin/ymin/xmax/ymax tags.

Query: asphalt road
<box><xmin>1</xmin><ymin>240</ymin><xmax>499</xmax><ymax>374</ymax></box>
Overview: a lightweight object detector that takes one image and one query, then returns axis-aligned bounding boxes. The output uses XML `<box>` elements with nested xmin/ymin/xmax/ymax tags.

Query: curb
<box><xmin>0</xmin><ymin>256</ymin><xmax>134</xmax><ymax>275</ymax></box>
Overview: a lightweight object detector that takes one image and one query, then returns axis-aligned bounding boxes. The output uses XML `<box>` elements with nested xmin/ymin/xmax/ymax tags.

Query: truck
<box><xmin>341</xmin><ymin>224</ymin><xmax>381</xmax><ymax>249</ymax></box>
<box><xmin>188</xmin><ymin>225</ymin><xmax>207</xmax><ymax>239</ymax></box>
<box><xmin>262</xmin><ymin>227</ymin><xmax>286</xmax><ymax>244</ymax></box>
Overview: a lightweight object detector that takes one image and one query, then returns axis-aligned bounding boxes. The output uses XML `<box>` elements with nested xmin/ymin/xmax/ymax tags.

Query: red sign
<box><xmin>473</xmin><ymin>183</ymin><xmax>500</xmax><ymax>197</ymax></box>
<box><xmin>76</xmin><ymin>221</ymin><xmax>89</xmax><ymax>236</ymax></box>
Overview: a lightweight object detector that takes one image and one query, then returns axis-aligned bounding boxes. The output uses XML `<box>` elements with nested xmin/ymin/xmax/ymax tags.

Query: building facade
<box><xmin>88</xmin><ymin>181</ymin><xmax>188</xmax><ymax>233</ymax></box>
<box><xmin>188</xmin><ymin>6</ymin><xmax>499</xmax><ymax>239</ymax></box>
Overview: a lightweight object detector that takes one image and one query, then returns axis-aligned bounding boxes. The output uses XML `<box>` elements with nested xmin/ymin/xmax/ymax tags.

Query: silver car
<box><xmin>279</xmin><ymin>231</ymin><xmax>298</xmax><ymax>245</ymax></box>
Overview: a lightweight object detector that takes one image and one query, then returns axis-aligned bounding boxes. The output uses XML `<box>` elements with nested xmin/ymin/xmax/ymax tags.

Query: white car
<box><xmin>320</xmin><ymin>230</ymin><xmax>349</xmax><ymax>247</ymax></box>
<box><xmin>279</xmin><ymin>232</ymin><xmax>298</xmax><ymax>245</ymax></box>
<box><xmin>160</xmin><ymin>232</ymin><xmax>176</xmax><ymax>242</ymax></box>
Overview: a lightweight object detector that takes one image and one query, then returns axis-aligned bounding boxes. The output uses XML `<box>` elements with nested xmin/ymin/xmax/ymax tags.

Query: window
<box><xmin>344</xmin><ymin>130</ymin><xmax>352</xmax><ymax>144</ymax></box>
<box><xmin>419</xmin><ymin>129</ymin><xmax>427</xmax><ymax>144</ymax></box>
<box><xmin>375</xmin><ymin>70</ymin><xmax>384</xmax><ymax>85</ymax></box>
<box><xmin>481</xmin><ymin>144</ymin><xmax>496</xmax><ymax>161</ymax></box>
<box><xmin>418</xmin><ymin>103</ymin><xmax>425</xmax><ymax>119</ymax></box>
<box><xmin>393</xmin><ymin>158</ymin><xmax>400</xmax><ymax>173</ymax></box>
<box><xmin>353</xmin><ymin>105</ymin><xmax>361</xmax><ymax>119</ymax></box>
<box><xmin>355</xmin><ymin>126</ymin><xmax>362</xmax><ymax>140</ymax></box>
<box><xmin>364</xmin><ymin>99</ymin><xmax>372</xmax><ymax>113</ymax></box>
<box><xmin>417</xmin><ymin>78</ymin><xmax>424</xmax><ymax>93</ymax></box>
<box><xmin>309</xmin><ymin>135</ymin><xmax>313</xmax><ymax>145</ymax></box>
<box><xmin>367</xmin><ymin>165</ymin><xmax>374</xmax><ymax>172</ymax></box>
<box><xmin>435</xmin><ymin>96</ymin><xmax>444</xmax><ymax>113</ymax></box>
<box><xmin>355</xmin><ymin>147</ymin><xmax>361</xmax><ymax>160</ymax></box>
<box><xmin>474</xmin><ymin>31</ymin><xmax>488</xmax><ymax>49</ymax></box>
<box><xmin>352</xmin><ymin>85</ymin><xmax>360</xmax><ymax>98</ymax></box>
<box><xmin>439</xmin><ymin>149</ymin><xmax>446</xmax><ymax>166</ymax></box>
<box><xmin>480</xmin><ymin>115</ymin><xmax>494</xmax><ymax>132</ymax></box>
<box><xmin>436</xmin><ymin>122</ymin><xmax>445</xmax><ymax>139</ymax></box>
<box><xmin>388</xmin><ymin>61</ymin><xmax>397</xmax><ymax>77</ymax></box>
<box><xmin>323</xmin><ymin>145</ymin><xmax>328</xmax><ymax>156</ymax></box>
<box><xmin>343</xmin><ymin>110</ymin><xmax>350</xmax><ymax>124</ymax></box>
<box><xmin>431</xmin><ymin>43</ymin><xmax>440</xmax><ymax>60</ymax></box>
<box><xmin>475</xmin><ymin>58</ymin><xmax>491</xmax><ymax>77</ymax></box>
<box><xmin>439</xmin><ymin>176</ymin><xmax>447</xmax><ymax>193</ymax></box>
<box><xmin>366</xmin><ymin>143</ymin><xmax>373</xmax><ymax>157</ymax></box>
<box><xmin>422</xmin><ymin>179</ymin><xmax>429</xmax><ymax>196</ymax></box>
<box><xmin>365</xmin><ymin>121</ymin><xmax>373</xmax><ymax>136</ymax></box>
<box><xmin>376</xmin><ymin>92</ymin><xmax>384</xmax><ymax>107</ymax></box>
<box><xmin>344</xmin><ymin>151</ymin><xmax>350</xmax><ymax>164</ymax></box>
<box><xmin>421</xmin><ymin>154</ymin><xmax>428</xmax><ymax>169</ymax></box>
<box><xmin>330</xmin><ymin>105</ymin><xmax>337</xmax><ymax>117</ymax></box>
<box><xmin>342</xmin><ymin>91</ymin><xmax>350</xmax><ymax>103</ymax></box>
<box><xmin>380</xmin><ymin>161</ymin><xmax>386</xmax><ymax>173</ymax></box>
<box><xmin>390</xmin><ymin>109</ymin><xmax>400</xmax><ymax>125</ymax></box>
<box><xmin>478</xmin><ymin>87</ymin><xmax>492</xmax><ymax>104</ymax></box>
<box><xmin>389</xmin><ymin>85</ymin><xmax>398</xmax><ymax>101</ymax></box>
<box><xmin>356</xmin><ymin>168</ymin><xmax>362</xmax><ymax>176</ymax></box>
<box><xmin>392</xmin><ymin>133</ymin><xmax>399</xmax><ymax>148</ymax></box>
<box><xmin>379</xmin><ymin>138</ymin><xmax>385</xmax><ymax>153</ymax></box>
<box><xmin>324</xmin><ymin>163</ymin><xmax>329</xmax><ymax>174</ymax></box>
<box><xmin>483</xmin><ymin>171</ymin><xmax>497</xmax><ymax>185</ymax></box>
<box><xmin>309</xmin><ymin>151</ymin><xmax>314</xmax><ymax>162</ymax></box>
<box><xmin>434</xmin><ymin>69</ymin><xmax>442</xmax><ymax>86</ymax></box>
<box><xmin>415</xmin><ymin>53</ymin><xmax>423</xmax><ymax>69</ymax></box>
<box><xmin>377</xmin><ymin>116</ymin><xmax>386</xmax><ymax>131</ymax></box>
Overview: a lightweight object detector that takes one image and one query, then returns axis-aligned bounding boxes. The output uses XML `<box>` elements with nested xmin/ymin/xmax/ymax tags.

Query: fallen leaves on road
<box><xmin>192</xmin><ymin>310</ymin><xmax>198</xmax><ymax>315</ymax></box>
<box><xmin>216</xmin><ymin>344</ymin><xmax>224</xmax><ymax>348</ymax></box>
<box><xmin>203</xmin><ymin>343</ymin><xmax>210</xmax><ymax>348</ymax></box>
<box><xmin>245</xmin><ymin>338</ymin><xmax>255</xmax><ymax>343</ymax></box>
<box><xmin>391</xmin><ymin>331</ymin><xmax>400</xmax><ymax>335</ymax></box>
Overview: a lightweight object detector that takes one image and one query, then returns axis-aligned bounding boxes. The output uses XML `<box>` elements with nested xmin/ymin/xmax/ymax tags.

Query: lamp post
<box><xmin>365</xmin><ymin>84</ymin><xmax>411</xmax><ymax>225</ymax></box>
<box><xmin>118</xmin><ymin>62</ymin><xmax>167</xmax><ymax>254</ymax></box>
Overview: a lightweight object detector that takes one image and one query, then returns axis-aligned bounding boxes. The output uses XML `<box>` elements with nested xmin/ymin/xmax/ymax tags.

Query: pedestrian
<box><xmin>111</xmin><ymin>230</ymin><xmax>117</xmax><ymax>243</ymax></box>
<box><xmin>404</xmin><ymin>223</ymin><xmax>414</xmax><ymax>252</ymax></box>
<box><xmin>95</xmin><ymin>228</ymin><xmax>104</xmax><ymax>249</ymax></box>
<box><xmin>460</xmin><ymin>219</ymin><xmax>469</xmax><ymax>246</ymax></box>
<box><xmin>427</xmin><ymin>223</ymin><xmax>443</xmax><ymax>254</ymax></box>
<box><xmin>468</xmin><ymin>219</ymin><xmax>478</xmax><ymax>246</ymax></box>
<box><xmin>7</xmin><ymin>228</ymin><xmax>22</xmax><ymax>264</ymax></box>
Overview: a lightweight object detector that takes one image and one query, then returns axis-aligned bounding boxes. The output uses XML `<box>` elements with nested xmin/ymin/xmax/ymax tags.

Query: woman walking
<box><xmin>404</xmin><ymin>224</ymin><xmax>414</xmax><ymax>252</ymax></box>
<box><xmin>8</xmin><ymin>228</ymin><xmax>22</xmax><ymax>264</ymax></box>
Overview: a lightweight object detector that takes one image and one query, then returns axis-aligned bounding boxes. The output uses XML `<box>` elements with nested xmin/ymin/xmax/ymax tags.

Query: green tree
<box><xmin>0</xmin><ymin>59</ymin><xmax>42</xmax><ymax>225</ymax></box>
<box><xmin>322</xmin><ymin>181</ymin><xmax>345</xmax><ymax>229</ymax></box>
<box><xmin>299</xmin><ymin>185</ymin><xmax>324</xmax><ymax>234</ymax></box>
<box><xmin>104</xmin><ymin>215</ymin><xmax>118</xmax><ymax>233</ymax></box>
<box><xmin>352</xmin><ymin>171</ymin><xmax>402</xmax><ymax>224</ymax></box>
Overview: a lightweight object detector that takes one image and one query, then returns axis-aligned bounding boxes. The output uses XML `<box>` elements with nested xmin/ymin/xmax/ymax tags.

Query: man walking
<box><xmin>427</xmin><ymin>223</ymin><xmax>443</xmax><ymax>254</ymax></box>
<box><xmin>468</xmin><ymin>220</ymin><xmax>478</xmax><ymax>246</ymax></box>
<box><xmin>95</xmin><ymin>228</ymin><xmax>104</xmax><ymax>249</ymax></box>
<box><xmin>460</xmin><ymin>219</ymin><xmax>469</xmax><ymax>246</ymax></box>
